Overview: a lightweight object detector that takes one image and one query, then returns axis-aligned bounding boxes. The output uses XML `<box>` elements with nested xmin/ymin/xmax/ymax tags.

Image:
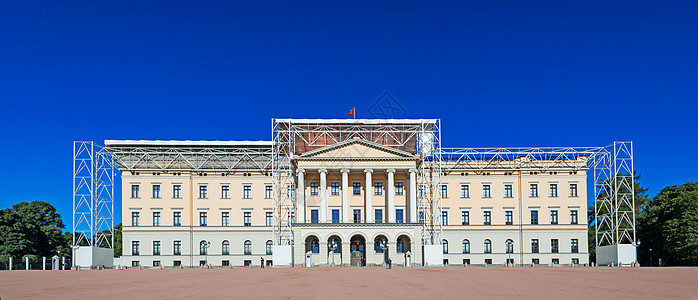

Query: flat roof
<box><xmin>274</xmin><ymin>118</ymin><xmax>438</xmax><ymax>124</ymax></box>
<box><xmin>104</xmin><ymin>140</ymin><xmax>273</xmax><ymax>147</ymax></box>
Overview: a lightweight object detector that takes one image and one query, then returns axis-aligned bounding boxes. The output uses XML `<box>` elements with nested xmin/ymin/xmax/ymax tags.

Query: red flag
<box><xmin>347</xmin><ymin>107</ymin><xmax>355</xmax><ymax>116</ymax></box>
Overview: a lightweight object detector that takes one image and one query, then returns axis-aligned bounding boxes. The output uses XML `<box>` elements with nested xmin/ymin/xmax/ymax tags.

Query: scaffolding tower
<box><xmin>72</xmin><ymin>141</ymin><xmax>115</xmax><ymax>253</ymax></box>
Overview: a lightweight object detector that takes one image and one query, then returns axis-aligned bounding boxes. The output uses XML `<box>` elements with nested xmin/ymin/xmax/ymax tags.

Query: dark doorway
<box><xmin>350</xmin><ymin>235</ymin><xmax>366</xmax><ymax>266</ymax></box>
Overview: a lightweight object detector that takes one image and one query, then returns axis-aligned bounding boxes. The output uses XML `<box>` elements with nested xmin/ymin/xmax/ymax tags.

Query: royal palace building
<box><xmin>108</xmin><ymin>119</ymin><xmax>590</xmax><ymax>268</ymax></box>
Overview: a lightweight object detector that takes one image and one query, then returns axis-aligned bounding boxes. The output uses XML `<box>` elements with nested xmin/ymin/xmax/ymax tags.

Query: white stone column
<box><xmin>341</xmin><ymin>169</ymin><xmax>350</xmax><ymax>223</ymax></box>
<box><xmin>409</xmin><ymin>168</ymin><xmax>417</xmax><ymax>223</ymax></box>
<box><xmin>387</xmin><ymin>168</ymin><xmax>395</xmax><ymax>223</ymax></box>
<box><xmin>297</xmin><ymin>169</ymin><xmax>306</xmax><ymax>223</ymax></box>
<box><xmin>364</xmin><ymin>169</ymin><xmax>373</xmax><ymax>223</ymax></box>
<box><xmin>319</xmin><ymin>169</ymin><xmax>328</xmax><ymax>223</ymax></box>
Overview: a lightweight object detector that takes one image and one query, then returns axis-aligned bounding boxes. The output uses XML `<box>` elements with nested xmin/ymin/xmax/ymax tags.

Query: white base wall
<box><xmin>272</xmin><ymin>245</ymin><xmax>293</xmax><ymax>267</ymax></box>
<box><xmin>423</xmin><ymin>245</ymin><xmax>444</xmax><ymax>266</ymax></box>
<box><xmin>74</xmin><ymin>246</ymin><xmax>114</xmax><ymax>268</ymax></box>
<box><xmin>597</xmin><ymin>244</ymin><xmax>637</xmax><ymax>266</ymax></box>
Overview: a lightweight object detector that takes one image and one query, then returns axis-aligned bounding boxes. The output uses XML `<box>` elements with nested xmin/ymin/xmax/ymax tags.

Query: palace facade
<box><xmin>111</xmin><ymin>119</ymin><xmax>589</xmax><ymax>268</ymax></box>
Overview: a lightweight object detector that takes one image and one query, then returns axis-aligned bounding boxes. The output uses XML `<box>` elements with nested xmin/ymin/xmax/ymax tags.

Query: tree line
<box><xmin>0</xmin><ymin>201</ymin><xmax>122</xmax><ymax>261</ymax></box>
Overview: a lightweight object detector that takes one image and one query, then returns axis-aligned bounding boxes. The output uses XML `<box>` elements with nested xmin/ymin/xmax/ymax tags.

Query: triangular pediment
<box><xmin>299</xmin><ymin>138</ymin><xmax>416</xmax><ymax>159</ymax></box>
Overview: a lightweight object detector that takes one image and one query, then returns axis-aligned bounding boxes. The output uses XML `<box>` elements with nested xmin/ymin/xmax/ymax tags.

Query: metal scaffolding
<box><xmin>72</xmin><ymin>141</ymin><xmax>115</xmax><ymax>249</ymax></box>
<box><xmin>438</xmin><ymin>142</ymin><xmax>636</xmax><ymax>249</ymax></box>
<box><xmin>271</xmin><ymin>119</ymin><xmax>443</xmax><ymax>247</ymax></box>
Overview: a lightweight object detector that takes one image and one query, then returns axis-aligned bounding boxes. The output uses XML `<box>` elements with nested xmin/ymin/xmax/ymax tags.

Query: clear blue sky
<box><xmin>1</xmin><ymin>1</ymin><xmax>697</xmax><ymax>227</ymax></box>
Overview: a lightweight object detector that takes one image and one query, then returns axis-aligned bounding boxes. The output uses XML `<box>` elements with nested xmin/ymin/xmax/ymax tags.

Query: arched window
<box><xmin>266</xmin><ymin>240</ymin><xmax>273</xmax><ymax>255</ymax></box>
<box><xmin>222</xmin><ymin>240</ymin><xmax>230</xmax><ymax>255</ymax></box>
<box><xmin>396</xmin><ymin>238</ymin><xmax>404</xmax><ymax>253</ymax></box>
<box><xmin>462</xmin><ymin>239</ymin><xmax>470</xmax><ymax>254</ymax></box>
<box><xmin>506</xmin><ymin>239</ymin><xmax>514</xmax><ymax>254</ymax></box>
<box><xmin>442</xmin><ymin>239</ymin><xmax>448</xmax><ymax>254</ymax></box>
<box><xmin>244</xmin><ymin>240</ymin><xmax>252</xmax><ymax>255</ymax></box>
<box><xmin>311</xmin><ymin>238</ymin><xmax>319</xmax><ymax>253</ymax></box>
<box><xmin>484</xmin><ymin>239</ymin><xmax>492</xmax><ymax>254</ymax></box>
<box><xmin>199</xmin><ymin>240</ymin><xmax>208</xmax><ymax>255</ymax></box>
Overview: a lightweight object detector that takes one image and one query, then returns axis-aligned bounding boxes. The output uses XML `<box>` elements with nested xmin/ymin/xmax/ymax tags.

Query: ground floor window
<box><xmin>174</xmin><ymin>261</ymin><xmax>181</xmax><ymax>267</ymax></box>
<box><xmin>153</xmin><ymin>261</ymin><xmax>161</xmax><ymax>267</ymax></box>
<box><xmin>484</xmin><ymin>259</ymin><xmax>492</xmax><ymax>265</ymax></box>
<box><xmin>222</xmin><ymin>260</ymin><xmax>230</xmax><ymax>266</ymax></box>
<box><xmin>244</xmin><ymin>260</ymin><xmax>252</xmax><ymax>267</ymax></box>
<box><xmin>443</xmin><ymin>259</ymin><xmax>449</xmax><ymax>265</ymax></box>
<box><xmin>532</xmin><ymin>258</ymin><xmax>539</xmax><ymax>264</ymax></box>
<box><xmin>463</xmin><ymin>259</ymin><xmax>470</xmax><ymax>265</ymax></box>
<box><xmin>552</xmin><ymin>258</ymin><xmax>560</xmax><ymax>264</ymax></box>
<box><xmin>132</xmin><ymin>261</ymin><xmax>140</xmax><ymax>267</ymax></box>
<box><xmin>572</xmin><ymin>258</ymin><xmax>579</xmax><ymax>265</ymax></box>
<box><xmin>199</xmin><ymin>260</ymin><xmax>206</xmax><ymax>266</ymax></box>
<box><xmin>506</xmin><ymin>258</ymin><xmax>514</xmax><ymax>265</ymax></box>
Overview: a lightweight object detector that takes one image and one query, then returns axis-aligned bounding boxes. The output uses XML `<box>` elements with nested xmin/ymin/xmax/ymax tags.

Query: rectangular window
<box><xmin>243</xmin><ymin>185</ymin><xmax>252</xmax><ymax>199</ymax></box>
<box><xmin>374</xmin><ymin>182</ymin><xmax>383</xmax><ymax>195</ymax></box>
<box><xmin>572</xmin><ymin>258</ymin><xmax>579</xmax><ymax>265</ymax></box>
<box><xmin>569</xmin><ymin>183</ymin><xmax>578</xmax><ymax>197</ymax></box>
<box><xmin>552</xmin><ymin>258</ymin><xmax>560</xmax><ymax>265</ymax></box>
<box><xmin>152</xmin><ymin>212</ymin><xmax>161</xmax><ymax>226</ymax></box>
<box><xmin>131</xmin><ymin>184</ymin><xmax>140</xmax><ymax>198</ymax></box>
<box><xmin>396</xmin><ymin>209</ymin><xmax>404</xmax><ymax>223</ymax></box>
<box><xmin>570</xmin><ymin>210</ymin><xmax>579</xmax><ymax>224</ymax></box>
<box><xmin>173</xmin><ymin>241</ymin><xmax>181</xmax><ymax>255</ymax></box>
<box><xmin>311</xmin><ymin>209</ymin><xmax>319</xmax><ymax>223</ymax></box>
<box><xmin>132</xmin><ymin>261</ymin><xmax>140</xmax><ymax>267</ymax></box>
<box><xmin>439</xmin><ymin>185</ymin><xmax>448</xmax><ymax>198</ymax></box>
<box><xmin>550</xmin><ymin>183</ymin><xmax>558</xmax><ymax>197</ymax></box>
<box><xmin>288</xmin><ymin>211</ymin><xmax>295</xmax><ymax>224</ymax></box>
<box><xmin>441</xmin><ymin>211</ymin><xmax>448</xmax><ymax>226</ymax></box>
<box><xmin>221</xmin><ymin>185</ymin><xmax>230</xmax><ymax>199</ymax></box>
<box><xmin>265</xmin><ymin>211</ymin><xmax>273</xmax><ymax>226</ymax></box>
<box><xmin>172</xmin><ymin>184</ymin><xmax>182</xmax><ymax>199</ymax></box>
<box><xmin>551</xmin><ymin>210</ymin><xmax>559</xmax><ymax>225</ymax></box>
<box><xmin>153</xmin><ymin>260</ymin><xmax>161</xmax><ymax>267</ymax></box>
<box><xmin>483</xmin><ymin>211</ymin><xmax>491</xmax><ymax>225</ymax></box>
<box><xmin>131</xmin><ymin>212</ymin><xmax>140</xmax><ymax>226</ymax></box>
<box><xmin>173</xmin><ymin>211</ymin><xmax>181</xmax><ymax>226</ymax></box>
<box><xmin>152</xmin><ymin>184</ymin><xmax>161</xmax><ymax>198</ymax></box>
<box><xmin>221</xmin><ymin>212</ymin><xmax>230</xmax><ymax>227</ymax></box>
<box><xmin>199</xmin><ymin>185</ymin><xmax>208</xmax><ymax>199</ymax></box>
<box><xmin>265</xmin><ymin>185</ymin><xmax>273</xmax><ymax>199</ymax></box>
<box><xmin>460</xmin><ymin>184</ymin><xmax>470</xmax><ymax>198</ymax></box>
<box><xmin>530</xmin><ymin>183</ymin><xmax>538</xmax><ymax>197</ymax></box>
<box><xmin>532</xmin><ymin>258</ymin><xmax>539</xmax><ymax>264</ymax></box>
<box><xmin>395</xmin><ymin>182</ymin><xmax>404</xmax><ymax>196</ymax></box>
<box><xmin>353</xmin><ymin>182</ymin><xmax>361</xmax><ymax>195</ymax></box>
<box><xmin>353</xmin><ymin>209</ymin><xmax>361</xmax><ymax>223</ymax></box>
<box><xmin>461</xmin><ymin>211</ymin><xmax>470</xmax><ymax>225</ymax></box>
<box><xmin>571</xmin><ymin>239</ymin><xmax>579</xmax><ymax>253</ymax></box>
<box><xmin>174</xmin><ymin>260</ymin><xmax>181</xmax><ymax>266</ymax></box>
<box><xmin>504</xmin><ymin>184</ymin><xmax>513</xmax><ymax>198</ymax></box>
<box><xmin>551</xmin><ymin>239</ymin><xmax>559</xmax><ymax>253</ymax></box>
<box><xmin>530</xmin><ymin>210</ymin><xmax>539</xmax><ymax>225</ymax></box>
<box><xmin>199</xmin><ymin>212</ymin><xmax>207</xmax><ymax>226</ymax></box>
<box><xmin>505</xmin><ymin>211</ymin><xmax>513</xmax><ymax>225</ymax></box>
<box><xmin>132</xmin><ymin>241</ymin><xmax>140</xmax><ymax>256</ymax></box>
<box><xmin>152</xmin><ymin>241</ymin><xmax>161</xmax><ymax>255</ymax></box>
<box><xmin>485</xmin><ymin>259</ymin><xmax>492</xmax><ymax>265</ymax></box>
<box><xmin>482</xmin><ymin>184</ymin><xmax>491</xmax><ymax>198</ymax></box>
<box><xmin>531</xmin><ymin>239</ymin><xmax>539</xmax><ymax>253</ymax></box>
<box><xmin>375</xmin><ymin>209</ymin><xmax>383</xmax><ymax>223</ymax></box>
<box><xmin>310</xmin><ymin>182</ymin><xmax>319</xmax><ymax>196</ymax></box>
<box><xmin>331</xmin><ymin>209</ymin><xmax>340</xmax><ymax>223</ymax></box>
<box><xmin>243</xmin><ymin>211</ymin><xmax>252</xmax><ymax>226</ymax></box>
<box><xmin>222</xmin><ymin>260</ymin><xmax>230</xmax><ymax>266</ymax></box>
<box><xmin>331</xmin><ymin>182</ymin><xmax>340</xmax><ymax>196</ymax></box>
<box><xmin>419</xmin><ymin>211</ymin><xmax>425</xmax><ymax>223</ymax></box>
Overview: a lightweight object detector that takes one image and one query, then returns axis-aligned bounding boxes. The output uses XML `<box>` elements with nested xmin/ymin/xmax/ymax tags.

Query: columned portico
<box><xmin>319</xmin><ymin>169</ymin><xmax>328</xmax><ymax>223</ymax></box>
<box><xmin>298</xmin><ymin>169</ymin><xmax>306</xmax><ymax>223</ymax></box>
<box><xmin>387</xmin><ymin>168</ymin><xmax>395</xmax><ymax>223</ymax></box>
<box><xmin>409</xmin><ymin>168</ymin><xmax>417</xmax><ymax>223</ymax></box>
<box><xmin>341</xmin><ymin>169</ymin><xmax>350</xmax><ymax>223</ymax></box>
<box><xmin>364</xmin><ymin>169</ymin><xmax>373</xmax><ymax>223</ymax></box>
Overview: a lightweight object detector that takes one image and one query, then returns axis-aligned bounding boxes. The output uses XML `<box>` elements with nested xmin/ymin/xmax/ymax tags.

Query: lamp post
<box><xmin>329</xmin><ymin>239</ymin><xmax>338</xmax><ymax>266</ymax></box>
<box><xmin>633</xmin><ymin>240</ymin><xmax>641</xmax><ymax>266</ymax></box>
<box><xmin>379</xmin><ymin>238</ymin><xmax>389</xmax><ymax>265</ymax></box>
<box><xmin>649</xmin><ymin>248</ymin><xmax>653</xmax><ymax>267</ymax></box>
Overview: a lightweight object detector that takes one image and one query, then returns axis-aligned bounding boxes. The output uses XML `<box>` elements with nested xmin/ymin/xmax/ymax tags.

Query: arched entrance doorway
<box><xmin>397</xmin><ymin>235</ymin><xmax>412</xmax><ymax>265</ymax></box>
<box><xmin>374</xmin><ymin>234</ymin><xmax>389</xmax><ymax>265</ymax></box>
<box><xmin>350</xmin><ymin>235</ymin><xmax>366</xmax><ymax>266</ymax></box>
<box><xmin>327</xmin><ymin>235</ymin><xmax>342</xmax><ymax>265</ymax></box>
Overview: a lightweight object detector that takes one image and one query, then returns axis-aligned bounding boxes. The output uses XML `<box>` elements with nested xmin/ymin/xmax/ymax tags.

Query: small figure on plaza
<box><xmin>388</xmin><ymin>258</ymin><xmax>392</xmax><ymax>269</ymax></box>
<box><xmin>260</xmin><ymin>257</ymin><xmax>265</xmax><ymax>268</ymax></box>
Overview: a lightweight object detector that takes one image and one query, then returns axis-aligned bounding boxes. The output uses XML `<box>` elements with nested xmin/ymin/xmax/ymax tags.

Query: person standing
<box><xmin>260</xmin><ymin>257</ymin><xmax>265</xmax><ymax>268</ymax></box>
<box><xmin>388</xmin><ymin>258</ymin><xmax>392</xmax><ymax>269</ymax></box>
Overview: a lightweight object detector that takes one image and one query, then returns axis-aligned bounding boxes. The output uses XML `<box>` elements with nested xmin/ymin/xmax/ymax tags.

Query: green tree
<box><xmin>637</xmin><ymin>182</ymin><xmax>698</xmax><ymax>266</ymax></box>
<box><xmin>587</xmin><ymin>172</ymin><xmax>649</xmax><ymax>262</ymax></box>
<box><xmin>0</xmin><ymin>201</ymin><xmax>65</xmax><ymax>257</ymax></box>
<box><xmin>113</xmin><ymin>223</ymin><xmax>122</xmax><ymax>257</ymax></box>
